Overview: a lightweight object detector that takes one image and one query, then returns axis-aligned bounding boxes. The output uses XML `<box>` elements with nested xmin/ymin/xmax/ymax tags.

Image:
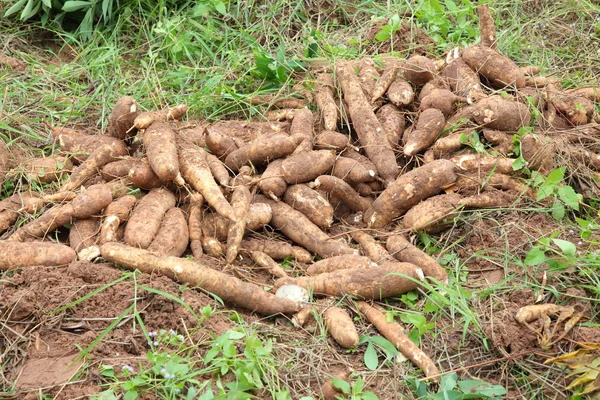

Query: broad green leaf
<box><xmin>4</xmin><ymin>0</ymin><xmax>27</xmax><ymax>17</ymax></box>
<box><xmin>458</xmin><ymin>379</ymin><xmax>507</xmax><ymax>397</ymax></box>
<box><xmin>375</xmin><ymin>31</ymin><xmax>390</xmax><ymax>42</ymax></box>
<box><xmin>123</xmin><ymin>389</ymin><xmax>138</xmax><ymax>400</ymax></box>
<box><xmin>62</xmin><ymin>1</ymin><xmax>92</xmax><ymax>12</ymax></box>
<box><xmin>524</xmin><ymin>248</ymin><xmax>546</xmax><ymax>266</ymax></box>
<box><xmin>364</xmin><ymin>341</ymin><xmax>379</xmax><ymax>370</ymax></box>
<box><xmin>331</xmin><ymin>378</ymin><xmax>351</xmax><ymax>394</ymax></box>
<box><xmin>214</xmin><ymin>2</ymin><xmax>226</xmax><ymax>15</ymax></box>
<box><xmin>512</xmin><ymin>156</ymin><xmax>526</xmax><ymax>171</ymax></box>
<box><xmin>440</xmin><ymin>372</ymin><xmax>458</xmax><ymax>391</ymax></box>
<box><xmin>370</xmin><ymin>336</ymin><xmax>398</xmax><ymax>357</ymax></box>
<box><xmin>546</xmin><ymin>167</ymin><xmax>566</xmax><ymax>185</ymax></box>
<box><xmin>551</xmin><ymin>200</ymin><xmax>565</xmax><ymax>220</ymax></box>
<box><xmin>536</xmin><ymin>184</ymin><xmax>554</xmax><ymax>201</ymax></box>
<box><xmin>552</xmin><ymin>238</ymin><xmax>576</xmax><ymax>257</ymax></box>
<box><xmin>361</xmin><ymin>392</ymin><xmax>380</xmax><ymax>400</ymax></box>
<box><xmin>42</xmin><ymin>0</ymin><xmax>51</xmax><ymax>7</ymax></box>
<box><xmin>557</xmin><ymin>186</ymin><xmax>580</xmax><ymax>210</ymax></box>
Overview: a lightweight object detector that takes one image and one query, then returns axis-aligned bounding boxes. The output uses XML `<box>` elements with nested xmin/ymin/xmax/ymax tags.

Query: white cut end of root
<box><xmin>78</xmin><ymin>246</ymin><xmax>101</xmax><ymax>261</ymax></box>
<box><xmin>174</xmin><ymin>173</ymin><xmax>186</xmax><ymax>187</ymax></box>
<box><xmin>174</xmin><ymin>265</ymin><xmax>183</xmax><ymax>274</ymax></box>
<box><xmin>276</xmin><ymin>284</ymin><xmax>309</xmax><ymax>305</ymax></box>
<box><xmin>368</xmin><ymin>170</ymin><xmax>375</xmax><ymax>177</ymax></box>
<box><xmin>130</xmin><ymin>104</ymin><xmax>137</xmax><ymax>113</ymax></box>
<box><xmin>415</xmin><ymin>267</ymin><xmax>425</xmax><ymax>282</ymax></box>
<box><xmin>403</xmin><ymin>144</ymin><xmax>416</xmax><ymax>156</ymax></box>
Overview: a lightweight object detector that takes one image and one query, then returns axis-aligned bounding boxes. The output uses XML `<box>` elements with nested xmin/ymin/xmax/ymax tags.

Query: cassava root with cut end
<box><xmin>358</xmin><ymin>301</ymin><xmax>441</xmax><ymax>383</ymax></box>
<box><xmin>324</xmin><ymin>306</ymin><xmax>359</xmax><ymax>348</ymax></box>
<box><xmin>225</xmin><ymin>186</ymin><xmax>252</xmax><ymax>264</ymax></box>
<box><xmin>386</xmin><ymin>234</ymin><xmax>448</xmax><ymax>282</ymax></box>
<box><xmin>315</xmin><ymin>74</ymin><xmax>339</xmax><ymax>131</ymax></box>
<box><xmin>0</xmin><ymin>241</ymin><xmax>77</xmax><ymax>270</ymax></box>
<box><xmin>101</xmin><ymin>242</ymin><xmax>301</xmax><ymax>315</ymax></box>
<box><xmin>283</xmin><ymin>184</ymin><xmax>334</xmax><ymax>228</ymax></box>
<box><xmin>134</xmin><ymin>104</ymin><xmax>188</xmax><ymax>130</ymax></box>
<box><xmin>100</xmin><ymin>195</ymin><xmax>137</xmax><ymax>244</ymax></box>
<box><xmin>311</xmin><ymin>175</ymin><xmax>373</xmax><ymax>213</ymax></box>
<box><xmin>248</xmin><ymin>250</ymin><xmax>289</xmax><ymax>278</ymax></box>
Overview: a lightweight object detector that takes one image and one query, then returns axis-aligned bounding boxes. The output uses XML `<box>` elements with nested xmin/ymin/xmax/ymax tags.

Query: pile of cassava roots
<box><xmin>1</xmin><ymin>5</ymin><xmax>599</xmax><ymax>386</ymax></box>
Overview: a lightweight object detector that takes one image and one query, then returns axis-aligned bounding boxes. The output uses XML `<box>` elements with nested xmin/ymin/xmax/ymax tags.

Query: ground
<box><xmin>1</xmin><ymin>1</ymin><xmax>600</xmax><ymax>399</ymax></box>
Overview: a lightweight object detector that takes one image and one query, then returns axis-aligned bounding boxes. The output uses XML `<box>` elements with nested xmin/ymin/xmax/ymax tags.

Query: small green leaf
<box><xmin>440</xmin><ymin>372</ymin><xmax>459</xmax><ymax>391</ymax></box>
<box><xmin>62</xmin><ymin>1</ymin><xmax>91</xmax><ymax>12</ymax></box>
<box><xmin>374</xmin><ymin>31</ymin><xmax>390</xmax><ymax>42</ymax></box>
<box><xmin>551</xmin><ymin>200</ymin><xmax>565</xmax><ymax>220</ymax></box>
<box><xmin>214</xmin><ymin>2</ymin><xmax>227</xmax><ymax>15</ymax></box>
<box><xmin>512</xmin><ymin>156</ymin><xmax>526</xmax><ymax>171</ymax></box>
<box><xmin>4</xmin><ymin>0</ymin><xmax>27</xmax><ymax>17</ymax></box>
<box><xmin>361</xmin><ymin>392</ymin><xmax>380</xmax><ymax>400</ymax></box>
<box><xmin>524</xmin><ymin>248</ymin><xmax>546</xmax><ymax>266</ymax></box>
<box><xmin>364</xmin><ymin>341</ymin><xmax>379</xmax><ymax>370</ymax></box>
<box><xmin>546</xmin><ymin>167</ymin><xmax>566</xmax><ymax>185</ymax></box>
<box><xmin>457</xmin><ymin>379</ymin><xmax>507</xmax><ymax>397</ymax></box>
<box><xmin>557</xmin><ymin>186</ymin><xmax>580</xmax><ymax>211</ymax></box>
<box><xmin>123</xmin><ymin>390</ymin><xmax>138</xmax><ymax>400</ymax></box>
<box><xmin>331</xmin><ymin>378</ymin><xmax>351</xmax><ymax>394</ymax></box>
<box><xmin>552</xmin><ymin>238</ymin><xmax>576</xmax><ymax>257</ymax></box>
<box><xmin>536</xmin><ymin>184</ymin><xmax>555</xmax><ymax>201</ymax></box>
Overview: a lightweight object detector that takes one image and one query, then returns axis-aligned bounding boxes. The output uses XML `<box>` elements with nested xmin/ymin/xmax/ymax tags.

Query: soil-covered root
<box><xmin>241</xmin><ymin>238</ymin><xmax>311</xmax><ymax>263</ymax></box>
<box><xmin>315</xmin><ymin>130</ymin><xmax>352</xmax><ymax>152</ymax></box>
<box><xmin>311</xmin><ymin>175</ymin><xmax>373</xmax><ymax>213</ymax></box>
<box><xmin>205</xmin><ymin>152</ymin><xmax>230</xmax><ymax>187</ymax></box>
<box><xmin>324</xmin><ymin>306</ymin><xmax>360</xmax><ymax>348</ymax></box>
<box><xmin>364</xmin><ymin>160</ymin><xmax>457</xmax><ymax>228</ymax></box>
<box><xmin>124</xmin><ymin>187</ymin><xmax>176</xmax><ymax>249</ymax></box>
<box><xmin>17</xmin><ymin>155</ymin><xmax>73</xmax><ymax>183</ymax></box>
<box><xmin>477</xmin><ymin>3</ymin><xmax>497</xmax><ymax>49</ymax></box>
<box><xmin>402</xmin><ymin>55</ymin><xmax>436</xmax><ymax>86</ymax></box>
<box><xmin>448</xmin><ymin>95</ymin><xmax>531</xmax><ymax>131</ymax></box>
<box><xmin>264</xmin><ymin>108</ymin><xmax>296</xmax><ymax>122</ymax></box>
<box><xmin>107</xmin><ymin>96</ymin><xmax>138</xmax><ymax>140</ymax></box>
<box><xmin>255</xmin><ymin>196</ymin><xmax>356</xmax><ymax>258</ymax></box>
<box><xmin>248</xmin><ymin>250</ymin><xmax>289</xmax><ymax>278</ymax></box>
<box><xmin>179</xmin><ymin>140</ymin><xmax>236</xmax><ymax>221</ymax></box>
<box><xmin>419</xmin><ymin>89</ymin><xmax>468</xmax><ymax>117</ymax></box>
<box><xmin>225</xmin><ymin>186</ymin><xmax>252</xmax><ymax>263</ymax></box>
<box><xmin>331</xmin><ymin>156</ymin><xmax>376</xmax><ymax>184</ymax></box>
<box><xmin>443</xmin><ymin>53</ymin><xmax>486</xmax><ymax>101</ymax></box>
<box><xmin>462</xmin><ymin>45</ymin><xmax>526</xmax><ymax>88</ymax></box>
<box><xmin>336</xmin><ymin>60</ymin><xmax>399</xmax><ymax>185</ymax></box>
<box><xmin>101</xmin><ymin>157</ymin><xmax>142</xmax><ymax>181</ymax></box>
<box><xmin>358</xmin><ymin>57</ymin><xmax>381</xmax><ymax>104</ymax></box>
<box><xmin>275</xmin><ymin>262</ymin><xmax>423</xmax><ymax>299</ymax></box>
<box><xmin>133</xmin><ymin>104</ymin><xmax>188</xmax><ymax>130</ymax></box>
<box><xmin>9</xmin><ymin>184</ymin><xmax>114</xmax><ymax>242</ymax></box>
<box><xmin>281</xmin><ymin>150</ymin><xmax>336</xmax><ymax>184</ymax></box>
<box><xmin>419</xmin><ymin>76</ymin><xmax>451</xmax><ymax>101</ymax></box>
<box><xmin>188</xmin><ymin>193</ymin><xmax>204</xmax><ymax>258</ymax></box>
<box><xmin>69</xmin><ymin>217</ymin><xmax>101</xmax><ymax>260</ymax></box>
<box><xmin>290</xmin><ymin>108</ymin><xmax>315</xmax><ymax>153</ymax></box>
<box><xmin>372</xmin><ymin>63</ymin><xmax>400</xmax><ymax>102</ymax></box>
<box><xmin>283</xmin><ymin>184</ymin><xmax>334</xmax><ymax>228</ymax></box>
<box><xmin>258</xmin><ymin>158</ymin><xmax>287</xmax><ymax>200</ymax></box>
<box><xmin>0</xmin><ymin>192</ymin><xmax>45</xmax><ymax>234</ymax></box>
<box><xmin>54</xmin><ymin>130</ymin><xmax>128</xmax><ymax>163</ymax></box>
<box><xmin>402</xmin><ymin>193</ymin><xmax>463</xmax><ymax>233</ymax></box>
<box><xmin>483</xmin><ymin>129</ymin><xmax>514</xmax><ymax>156</ymax></box>
<box><xmin>306</xmin><ymin>254</ymin><xmax>377</xmax><ymax>275</ymax></box>
<box><xmin>386</xmin><ymin>234</ymin><xmax>448</xmax><ymax>282</ymax></box>
<box><xmin>403</xmin><ymin>109</ymin><xmax>445</xmax><ymax>156</ymax></box>
<box><xmin>202</xmin><ymin>236</ymin><xmax>226</xmax><ymax>257</ymax></box>
<box><xmin>547</xmin><ymin>86</ymin><xmax>595</xmax><ymax>126</ymax></box>
<box><xmin>201</xmin><ymin>202</ymin><xmax>272</xmax><ymax>242</ymax></box>
<box><xmin>205</xmin><ymin>128</ymin><xmax>244</xmax><ymax>158</ymax></box>
<box><xmin>144</xmin><ymin>122</ymin><xmax>182</xmax><ymax>183</ymax></box>
<box><xmin>320</xmin><ymin>371</ymin><xmax>351</xmax><ymax>400</ymax></box>
<box><xmin>315</xmin><ymin>73</ymin><xmax>339</xmax><ymax>131</ymax></box>
<box><xmin>567</xmin><ymin>87</ymin><xmax>600</xmax><ymax>103</ymax></box>
<box><xmin>357</xmin><ymin>301</ymin><xmax>441</xmax><ymax>383</ymax></box>
<box><xmin>128</xmin><ymin>158</ymin><xmax>168</xmax><ymax>189</ymax></box>
<box><xmin>101</xmin><ymin>242</ymin><xmax>301</xmax><ymax>315</ymax></box>
<box><xmin>376</xmin><ymin>104</ymin><xmax>405</xmax><ymax>149</ymax></box>
<box><xmin>99</xmin><ymin>195</ymin><xmax>137</xmax><ymax>244</ymax></box>
<box><xmin>59</xmin><ymin>141</ymin><xmax>129</xmax><ymax>192</ymax></box>
<box><xmin>452</xmin><ymin>153</ymin><xmax>517</xmax><ymax>175</ymax></box>
<box><xmin>0</xmin><ymin>241</ymin><xmax>77</xmax><ymax>270</ymax></box>
<box><xmin>147</xmin><ymin>207</ymin><xmax>190</xmax><ymax>257</ymax></box>
<box><xmin>350</xmin><ymin>230</ymin><xmax>393</xmax><ymax>264</ymax></box>
<box><xmin>225</xmin><ymin>134</ymin><xmax>304</xmax><ymax>171</ymax></box>
<box><xmin>387</xmin><ymin>76</ymin><xmax>414</xmax><ymax>107</ymax></box>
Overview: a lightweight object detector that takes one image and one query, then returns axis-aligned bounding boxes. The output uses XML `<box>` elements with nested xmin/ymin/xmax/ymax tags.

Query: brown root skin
<box><xmin>148</xmin><ymin>207</ymin><xmax>190</xmax><ymax>257</ymax></box>
<box><xmin>258</xmin><ymin>158</ymin><xmax>287</xmax><ymax>200</ymax></box>
<box><xmin>69</xmin><ymin>217</ymin><xmax>100</xmax><ymax>253</ymax></box>
<box><xmin>0</xmin><ymin>192</ymin><xmax>45</xmax><ymax>234</ymax></box>
<box><xmin>448</xmin><ymin>95</ymin><xmax>531</xmax><ymax>132</ymax></box>
<box><xmin>101</xmin><ymin>158</ymin><xmax>142</xmax><ymax>181</ymax></box>
<box><xmin>255</xmin><ymin>196</ymin><xmax>356</xmax><ymax>258</ymax></box>
<box><xmin>179</xmin><ymin>140</ymin><xmax>236</xmax><ymax>221</ymax></box>
<box><xmin>205</xmin><ymin>152</ymin><xmax>230</xmax><ymax>187</ymax></box>
<box><xmin>443</xmin><ymin>56</ymin><xmax>486</xmax><ymax>101</ymax></box>
<box><xmin>107</xmin><ymin>96</ymin><xmax>138</xmax><ymax>140</ymax></box>
<box><xmin>387</xmin><ymin>77</ymin><xmax>414</xmax><ymax>107</ymax></box>
<box><xmin>100</xmin><ymin>195</ymin><xmax>137</xmax><ymax>244</ymax></box>
<box><xmin>372</xmin><ymin>64</ymin><xmax>400</xmax><ymax>102</ymax></box>
<box><xmin>402</xmin><ymin>55</ymin><xmax>436</xmax><ymax>86</ymax></box>
<box><xmin>290</xmin><ymin>108</ymin><xmax>314</xmax><ymax>153</ymax></box>
<box><xmin>60</xmin><ymin>141</ymin><xmax>128</xmax><ymax>192</ymax></box>
<box><xmin>403</xmin><ymin>108</ymin><xmax>445</xmax><ymax>156</ymax></box>
<box><xmin>283</xmin><ymin>184</ymin><xmax>334</xmax><ymax>228</ymax></box>
<box><xmin>462</xmin><ymin>45</ymin><xmax>526</xmax><ymax>88</ymax></box>
<box><xmin>56</xmin><ymin>132</ymin><xmax>127</xmax><ymax>163</ymax></box>
<box><xmin>225</xmin><ymin>186</ymin><xmax>252</xmax><ymax>264</ymax></box>
<box><xmin>419</xmin><ymin>76</ymin><xmax>451</xmax><ymax>101</ymax></box>
<box><xmin>188</xmin><ymin>193</ymin><xmax>204</xmax><ymax>258</ymax></box>
<box><xmin>274</xmin><ymin>262</ymin><xmax>422</xmax><ymax>299</ymax></box>
<box><xmin>350</xmin><ymin>230</ymin><xmax>392</xmax><ymax>264</ymax></box>
<box><xmin>202</xmin><ymin>236</ymin><xmax>225</xmax><ymax>257</ymax></box>
<box><xmin>124</xmin><ymin>188</ymin><xmax>176</xmax><ymax>249</ymax></box>
<box><xmin>386</xmin><ymin>235</ymin><xmax>448</xmax><ymax>282</ymax></box>
<box><xmin>364</xmin><ymin>159</ymin><xmax>457</xmax><ymax>228</ymax></box>
<box><xmin>306</xmin><ymin>255</ymin><xmax>377</xmax><ymax>276</ymax></box>
<box><xmin>311</xmin><ymin>175</ymin><xmax>373</xmax><ymax>212</ymax></box>
<box><xmin>0</xmin><ymin>241</ymin><xmax>76</xmax><ymax>270</ymax></box>
<box><xmin>225</xmin><ymin>134</ymin><xmax>304</xmax><ymax>171</ymax></box>
<box><xmin>202</xmin><ymin>203</ymin><xmax>272</xmax><ymax>241</ymax></box>
<box><xmin>419</xmin><ymin>89</ymin><xmax>468</xmax><ymax>117</ymax></box>
<box><xmin>144</xmin><ymin>122</ymin><xmax>181</xmax><ymax>182</ymax></box>
<box><xmin>101</xmin><ymin>242</ymin><xmax>301</xmax><ymax>315</ymax></box>
<box><xmin>248</xmin><ymin>250</ymin><xmax>289</xmax><ymax>278</ymax></box>
<box><xmin>548</xmin><ymin>89</ymin><xmax>594</xmax><ymax>126</ymax></box>
<box><xmin>331</xmin><ymin>156</ymin><xmax>376</xmax><ymax>184</ymax></box>
<box><xmin>246</xmin><ymin>95</ymin><xmax>307</xmax><ymax>109</ymax></box>
<box><xmin>341</xmin><ymin>148</ymin><xmax>378</xmax><ymax>176</ymax></box>
<box><xmin>567</xmin><ymin>87</ymin><xmax>600</xmax><ymax>103</ymax></box>
<box><xmin>376</xmin><ymin>104</ymin><xmax>405</xmax><ymax>149</ymax></box>
<box><xmin>321</xmin><ymin>371</ymin><xmax>351</xmax><ymax>400</ymax></box>
<box><xmin>315</xmin><ymin>73</ymin><xmax>338</xmax><ymax>131</ymax></box>
<box><xmin>315</xmin><ymin>130</ymin><xmax>351</xmax><ymax>152</ymax></box>
<box><xmin>402</xmin><ymin>193</ymin><xmax>463</xmax><ymax>233</ymax></box>
<box><xmin>206</xmin><ymin>128</ymin><xmax>243</xmax><ymax>159</ymax></box>
<box><xmin>18</xmin><ymin>155</ymin><xmax>73</xmax><ymax>184</ymax></box>
<box><xmin>128</xmin><ymin>158</ymin><xmax>168</xmax><ymax>189</ymax></box>
<box><xmin>477</xmin><ymin>4</ymin><xmax>497</xmax><ymax>49</ymax></box>
<box><xmin>335</xmin><ymin>60</ymin><xmax>399</xmax><ymax>185</ymax></box>
<box><xmin>324</xmin><ymin>306</ymin><xmax>359</xmax><ymax>348</ymax></box>
<box><xmin>241</xmin><ymin>238</ymin><xmax>298</xmax><ymax>261</ymax></box>
<box><xmin>281</xmin><ymin>150</ymin><xmax>336</xmax><ymax>184</ymax></box>
<box><xmin>133</xmin><ymin>104</ymin><xmax>188</xmax><ymax>130</ymax></box>
<box><xmin>483</xmin><ymin>129</ymin><xmax>514</xmax><ymax>156</ymax></box>
<box><xmin>452</xmin><ymin>153</ymin><xmax>517</xmax><ymax>175</ymax></box>
<box><xmin>357</xmin><ymin>301</ymin><xmax>441</xmax><ymax>383</ymax></box>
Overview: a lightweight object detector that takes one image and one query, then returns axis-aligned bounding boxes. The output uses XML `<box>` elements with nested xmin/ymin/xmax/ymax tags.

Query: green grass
<box><xmin>2</xmin><ymin>0</ymin><xmax>600</xmax><ymax>399</ymax></box>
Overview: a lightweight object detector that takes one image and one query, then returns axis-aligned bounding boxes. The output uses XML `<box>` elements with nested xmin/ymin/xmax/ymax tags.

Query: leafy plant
<box><xmin>530</xmin><ymin>167</ymin><xmax>582</xmax><ymax>220</ymax></box>
<box><xmin>332</xmin><ymin>374</ymin><xmax>379</xmax><ymax>400</ymax></box>
<box><xmin>524</xmin><ymin>231</ymin><xmax>577</xmax><ymax>271</ymax></box>
<box><xmin>359</xmin><ymin>335</ymin><xmax>398</xmax><ymax>371</ymax></box>
<box><xmin>414</xmin><ymin>0</ymin><xmax>478</xmax><ymax>48</ymax></box>
<box><xmin>398</xmin><ymin>312</ymin><xmax>435</xmax><ymax>345</ymax></box>
<box><xmin>373</xmin><ymin>13</ymin><xmax>401</xmax><ymax>42</ymax></box>
<box><xmin>250</xmin><ymin>46</ymin><xmax>305</xmax><ymax>87</ymax></box>
<box><xmin>409</xmin><ymin>372</ymin><xmax>506</xmax><ymax>399</ymax></box>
